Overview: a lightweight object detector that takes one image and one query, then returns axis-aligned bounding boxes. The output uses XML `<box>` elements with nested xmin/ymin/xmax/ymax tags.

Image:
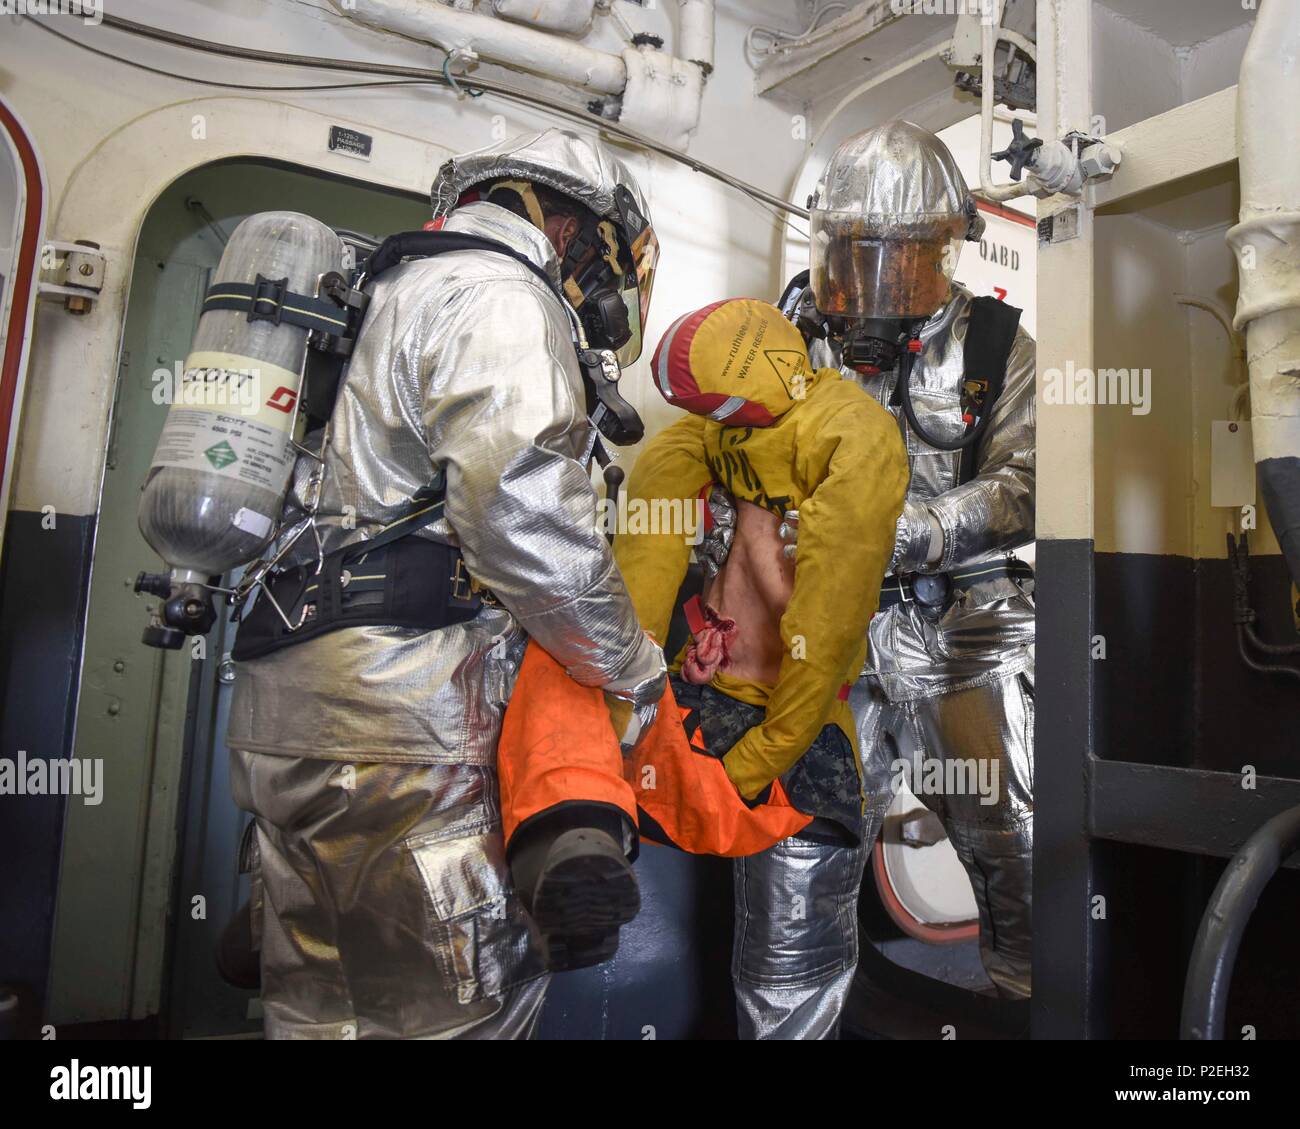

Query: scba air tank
<box><xmin>137</xmin><ymin>211</ymin><xmax>344</xmax><ymax>647</ymax></box>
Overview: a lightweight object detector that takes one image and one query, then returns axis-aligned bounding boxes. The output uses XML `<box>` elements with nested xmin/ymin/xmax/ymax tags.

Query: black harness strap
<box><xmin>362</xmin><ymin>229</ymin><xmax>562</xmax><ymax>299</ymax></box>
<box><xmin>230</xmin><ymin>538</ymin><xmax>483</xmax><ymax>661</ymax></box>
<box><xmin>878</xmin><ymin>557</ymin><xmax>1034</xmax><ymax>612</ymax></box>
<box><xmin>957</xmin><ymin>295</ymin><xmax>1022</xmax><ymax>486</ymax></box>
<box><xmin>346</xmin><ymin>488</ymin><xmax>448</xmax><ymax>557</ymax></box>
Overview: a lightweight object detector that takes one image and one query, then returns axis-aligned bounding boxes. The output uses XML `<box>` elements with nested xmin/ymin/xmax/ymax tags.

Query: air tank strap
<box><xmin>230</xmin><ymin>482</ymin><xmax>481</xmax><ymax>661</ymax></box>
<box><xmin>201</xmin><ymin>273</ymin><xmax>357</xmax><ymax>336</ymax></box>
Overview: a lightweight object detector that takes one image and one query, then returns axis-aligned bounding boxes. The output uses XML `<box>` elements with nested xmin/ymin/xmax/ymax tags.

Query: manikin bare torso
<box><xmin>687</xmin><ymin>499</ymin><xmax>795</xmax><ymax>688</ymax></box>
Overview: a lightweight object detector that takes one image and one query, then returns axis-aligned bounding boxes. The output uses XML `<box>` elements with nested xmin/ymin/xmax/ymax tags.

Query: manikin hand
<box><xmin>698</xmin><ymin>485</ymin><xmax>737</xmax><ymax>578</ymax></box>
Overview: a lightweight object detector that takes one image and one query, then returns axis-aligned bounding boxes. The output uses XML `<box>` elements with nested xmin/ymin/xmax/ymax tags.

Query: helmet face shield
<box><xmin>809</xmin><ymin>120</ymin><xmax>980</xmax><ymax>321</ymax></box>
<box><xmin>569</xmin><ymin>209</ymin><xmax>657</xmax><ymax>365</ymax></box>
<box><xmin>810</xmin><ymin>210</ymin><xmax>966</xmax><ymax>320</ymax></box>
<box><xmin>613</xmin><ymin>186</ymin><xmax>658</xmax><ymax>364</ymax></box>
<box><xmin>431</xmin><ymin>129</ymin><xmax>658</xmax><ymax>363</ymax></box>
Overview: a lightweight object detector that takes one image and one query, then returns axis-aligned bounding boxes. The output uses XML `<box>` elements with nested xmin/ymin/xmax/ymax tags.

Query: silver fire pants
<box><xmin>230</xmin><ymin>751</ymin><xmax>549</xmax><ymax>1039</ymax></box>
<box><xmin>732</xmin><ymin>670</ymin><xmax>1034</xmax><ymax>1038</ymax></box>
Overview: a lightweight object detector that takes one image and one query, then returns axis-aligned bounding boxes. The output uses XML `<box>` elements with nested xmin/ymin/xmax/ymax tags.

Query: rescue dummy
<box><xmin>498</xmin><ymin>299</ymin><xmax>908</xmax><ymax>917</ymax></box>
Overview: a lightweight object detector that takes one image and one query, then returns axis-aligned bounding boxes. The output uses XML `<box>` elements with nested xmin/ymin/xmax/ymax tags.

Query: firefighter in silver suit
<box><xmin>225</xmin><ymin>129</ymin><xmax>665</xmax><ymax>1039</ymax></box>
<box><xmin>731</xmin><ymin>121</ymin><xmax>1036</xmax><ymax>1038</ymax></box>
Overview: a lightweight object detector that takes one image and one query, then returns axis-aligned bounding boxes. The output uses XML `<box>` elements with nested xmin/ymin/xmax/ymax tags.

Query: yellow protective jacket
<box><xmin>614</xmin><ymin>366</ymin><xmax>908</xmax><ymax>801</ymax></box>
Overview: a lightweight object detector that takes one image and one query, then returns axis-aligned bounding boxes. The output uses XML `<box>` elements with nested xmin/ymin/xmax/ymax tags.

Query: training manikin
<box><xmin>495</xmin><ymin>298</ymin><xmax>907</xmax><ymax>865</ymax></box>
<box><xmin>621</xmin><ymin>299</ymin><xmax>909</xmax><ymax>835</ymax></box>
<box><xmin>725</xmin><ymin>121</ymin><xmax>1037</xmax><ymax>1038</ymax></box>
<box><xmin>223</xmin><ymin>128</ymin><xmax>666</xmax><ymax>1039</ymax></box>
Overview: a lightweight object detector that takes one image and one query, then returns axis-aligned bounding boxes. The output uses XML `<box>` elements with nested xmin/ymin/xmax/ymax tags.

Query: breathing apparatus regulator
<box><xmin>134</xmin><ymin>179</ymin><xmax>658</xmax><ymax>649</ymax></box>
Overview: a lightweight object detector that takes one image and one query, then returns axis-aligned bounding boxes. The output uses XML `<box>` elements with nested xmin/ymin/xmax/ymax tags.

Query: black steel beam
<box><xmin>1089</xmin><ymin>759</ymin><xmax>1300</xmax><ymax>869</ymax></box>
<box><xmin>1032</xmin><ymin>538</ymin><xmax>1107</xmax><ymax>1039</ymax></box>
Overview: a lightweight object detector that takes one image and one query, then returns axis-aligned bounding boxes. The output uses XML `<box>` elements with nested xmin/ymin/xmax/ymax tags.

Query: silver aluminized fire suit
<box><xmin>226</xmin><ymin>132</ymin><xmax>664</xmax><ymax>1040</ymax></box>
<box><xmin>733</xmin><ymin>281</ymin><xmax>1036</xmax><ymax>1038</ymax></box>
<box><xmin>731</xmin><ymin>121</ymin><xmax>1035</xmax><ymax>1039</ymax></box>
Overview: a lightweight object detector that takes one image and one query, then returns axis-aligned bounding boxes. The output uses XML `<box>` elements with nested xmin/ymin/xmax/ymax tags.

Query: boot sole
<box><xmin>531</xmin><ymin>831</ymin><xmax>640</xmax><ymax>972</ymax></box>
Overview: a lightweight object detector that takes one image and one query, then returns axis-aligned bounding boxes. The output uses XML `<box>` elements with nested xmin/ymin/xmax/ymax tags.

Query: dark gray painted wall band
<box><xmin>0</xmin><ymin>509</ymin><xmax>95</xmax><ymax>1033</ymax></box>
<box><xmin>1258</xmin><ymin>455</ymin><xmax>1300</xmax><ymax>591</ymax></box>
<box><xmin>1094</xmin><ymin>552</ymin><xmax>1298</xmax><ymax>774</ymax></box>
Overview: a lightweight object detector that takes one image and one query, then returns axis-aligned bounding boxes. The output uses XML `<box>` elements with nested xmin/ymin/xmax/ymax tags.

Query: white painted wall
<box><xmin>0</xmin><ymin>140</ymin><xmax>15</xmax><ymax>272</ymax></box>
<box><xmin>1093</xmin><ymin>209</ymin><xmax>1192</xmax><ymax>556</ymax></box>
<box><xmin>1092</xmin><ymin>3</ymin><xmax>1183</xmax><ymax>134</ymax></box>
<box><xmin>1094</xmin><ymin>0</ymin><xmax>1253</xmax><ymax>132</ymax></box>
<box><xmin>2</xmin><ymin>0</ymin><xmax>811</xmax><ymax>517</ymax></box>
<box><xmin>1087</xmin><ymin>8</ymin><xmax>1274</xmax><ymax>560</ymax></box>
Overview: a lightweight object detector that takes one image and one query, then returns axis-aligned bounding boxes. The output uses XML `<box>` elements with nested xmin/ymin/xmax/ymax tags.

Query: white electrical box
<box><xmin>1211</xmin><ymin>421</ymin><xmax>1256</xmax><ymax>508</ymax></box>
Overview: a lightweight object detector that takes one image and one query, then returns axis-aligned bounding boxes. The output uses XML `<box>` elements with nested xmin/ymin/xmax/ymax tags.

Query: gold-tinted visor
<box><xmin>810</xmin><ymin>211</ymin><xmax>967</xmax><ymax>320</ymax></box>
<box><xmin>617</xmin><ymin>223</ymin><xmax>659</xmax><ymax>365</ymax></box>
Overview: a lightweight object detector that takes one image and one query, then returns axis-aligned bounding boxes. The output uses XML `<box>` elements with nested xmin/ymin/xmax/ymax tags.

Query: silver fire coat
<box><xmin>227</xmin><ymin>199</ymin><xmax>661</xmax><ymax>763</ymax></box>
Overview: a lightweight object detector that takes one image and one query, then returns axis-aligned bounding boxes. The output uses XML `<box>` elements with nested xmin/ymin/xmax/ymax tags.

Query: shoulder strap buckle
<box><xmin>313</xmin><ymin>271</ymin><xmax>371</xmax><ymax>358</ymax></box>
<box><xmin>450</xmin><ymin>557</ymin><xmax>474</xmax><ymax>603</ymax></box>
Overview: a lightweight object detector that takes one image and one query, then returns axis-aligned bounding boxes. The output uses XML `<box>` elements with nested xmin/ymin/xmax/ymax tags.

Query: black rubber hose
<box><xmin>1236</xmin><ymin>625</ymin><xmax>1300</xmax><ymax>682</ymax></box>
<box><xmin>897</xmin><ymin>346</ymin><xmax>993</xmax><ymax>452</ymax></box>
<box><xmin>1181</xmin><ymin>803</ymin><xmax>1300</xmax><ymax>1039</ymax></box>
<box><xmin>1244</xmin><ymin>621</ymin><xmax>1300</xmax><ymax>656</ymax></box>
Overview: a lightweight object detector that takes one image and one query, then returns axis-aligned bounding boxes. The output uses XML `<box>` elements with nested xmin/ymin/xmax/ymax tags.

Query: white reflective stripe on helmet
<box><xmin>710</xmin><ymin>396</ymin><xmax>747</xmax><ymax>423</ymax></box>
<box><xmin>655</xmin><ymin>310</ymin><xmax>695</xmax><ymax>400</ymax></box>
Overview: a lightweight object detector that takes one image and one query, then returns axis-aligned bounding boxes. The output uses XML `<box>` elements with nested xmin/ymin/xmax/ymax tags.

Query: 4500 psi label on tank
<box><xmin>149</xmin><ymin>352</ymin><xmax>301</xmax><ymax>491</ymax></box>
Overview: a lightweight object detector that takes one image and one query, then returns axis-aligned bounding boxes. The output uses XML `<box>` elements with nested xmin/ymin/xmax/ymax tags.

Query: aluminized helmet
<box><xmin>810</xmin><ymin>120</ymin><xmax>984</xmax><ymax>320</ymax></box>
<box><xmin>432</xmin><ymin>128</ymin><xmax>659</xmax><ymax>364</ymax></box>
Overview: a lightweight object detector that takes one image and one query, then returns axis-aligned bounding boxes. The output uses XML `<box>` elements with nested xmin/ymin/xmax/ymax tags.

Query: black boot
<box><xmin>509</xmin><ymin>804</ymin><xmax>640</xmax><ymax>973</ymax></box>
<box><xmin>215</xmin><ymin>900</ymin><xmax>261</xmax><ymax>992</ymax></box>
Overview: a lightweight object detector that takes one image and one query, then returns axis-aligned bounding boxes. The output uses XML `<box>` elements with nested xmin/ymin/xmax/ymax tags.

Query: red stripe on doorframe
<box><xmin>0</xmin><ymin>95</ymin><xmax>46</xmax><ymax>531</ymax></box>
<box><xmin>975</xmin><ymin>196</ymin><xmax>1038</xmax><ymax>229</ymax></box>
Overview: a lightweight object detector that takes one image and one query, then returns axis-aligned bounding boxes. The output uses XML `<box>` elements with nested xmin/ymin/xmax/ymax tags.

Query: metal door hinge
<box><xmin>38</xmin><ymin>239</ymin><xmax>106</xmax><ymax>315</ymax></box>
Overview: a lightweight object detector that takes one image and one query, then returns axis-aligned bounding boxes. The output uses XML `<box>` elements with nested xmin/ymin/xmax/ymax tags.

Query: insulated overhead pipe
<box><xmin>327</xmin><ymin>0</ymin><xmax>626</xmax><ymax>93</ymax></box>
<box><xmin>1229</xmin><ymin>0</ymin><xmax>1300</xmax><ymax>592</ymax></box>
<box><xmin>326</xmin><ymin>0</ymin><xmax>714</xmax><ymax>149</ymax></box>
<box><xmin>1181</xmin><ymin>804</ymin><xmax>1300</xmax><ymax>1040</ymax></box>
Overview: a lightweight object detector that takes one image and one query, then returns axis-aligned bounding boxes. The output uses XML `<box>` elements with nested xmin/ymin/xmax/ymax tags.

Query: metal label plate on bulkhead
<box><xmin>329</xmin><ymin>126</ymin><xmax>373</xmax><ymax>162</ymax></box>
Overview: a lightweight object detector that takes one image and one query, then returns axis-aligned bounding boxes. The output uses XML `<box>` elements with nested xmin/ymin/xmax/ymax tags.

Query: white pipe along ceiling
<box><xmin>328</xmin><ymin>0</ymin><xmax>715</xmax><ymax>150</ymax></box>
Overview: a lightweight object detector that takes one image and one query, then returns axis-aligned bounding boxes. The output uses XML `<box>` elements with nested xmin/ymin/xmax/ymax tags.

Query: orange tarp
<box><xmin>498</xmin><ymin>642</ymin><xmax>810</xmax><ymax>857</ymax></box>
